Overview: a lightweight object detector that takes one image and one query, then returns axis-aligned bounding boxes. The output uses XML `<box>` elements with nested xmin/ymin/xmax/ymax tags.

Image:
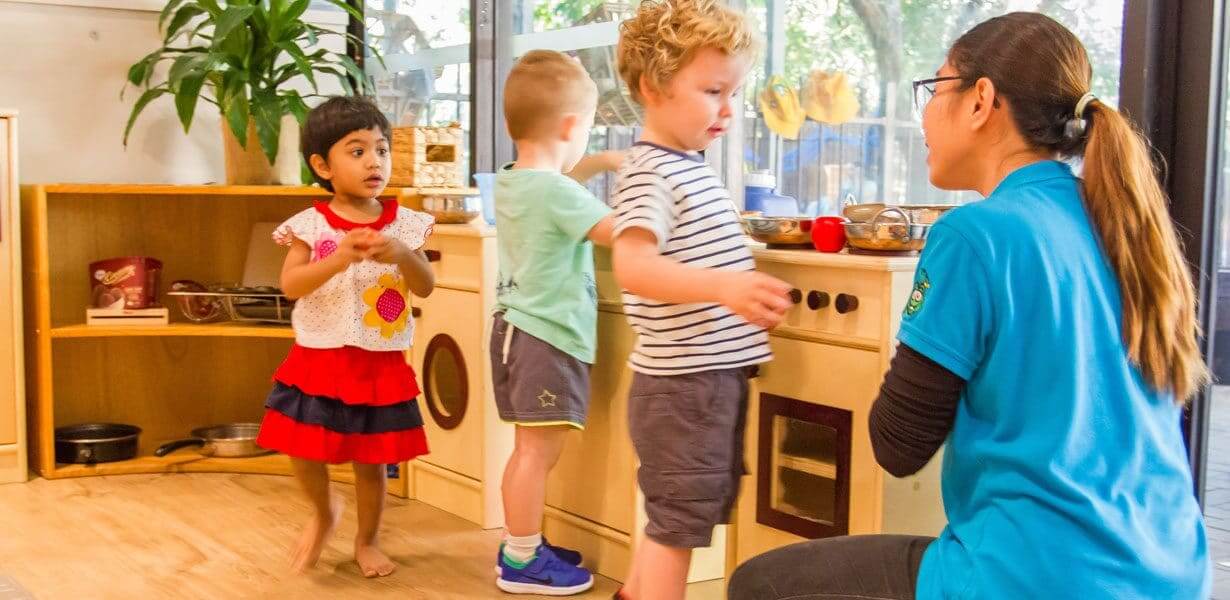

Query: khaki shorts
<box><xmin>490</xmin><ymin>312</ymin><xmax>590</xmax><ymax>429</ymax></box>
<box><xmin>628</xmin><ymin>367</ymin><xmax>752</xmax><ymax>548</ymax></box>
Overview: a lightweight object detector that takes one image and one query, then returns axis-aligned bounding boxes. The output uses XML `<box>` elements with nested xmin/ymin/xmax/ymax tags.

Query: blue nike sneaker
<box><xmin>494</xmin><ymin>537</ymin><xmax>583</xmax><ymax>575</ymax></box>
<box><xmin>496</xmin><ymin>545</ymin><xmax>594</xmax><ymax>595</ymax></box>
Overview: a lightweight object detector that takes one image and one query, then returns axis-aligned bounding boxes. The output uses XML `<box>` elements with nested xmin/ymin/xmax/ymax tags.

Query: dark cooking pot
<box><xmin>55</xmin><ymin>423</ymin><xmax>141</xmax><ymax>464</ymax></box>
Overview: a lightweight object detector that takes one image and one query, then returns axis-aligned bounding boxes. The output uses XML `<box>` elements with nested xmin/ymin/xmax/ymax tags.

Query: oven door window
<box><xmin>757</xmin><ymin>393</ymin><xmax>852</xmax><ymax>538</ymax></box>
<box><xmin>423</xmin><ymin>333</ymin><xmax>468</xmax><ymax>430</ymax></box>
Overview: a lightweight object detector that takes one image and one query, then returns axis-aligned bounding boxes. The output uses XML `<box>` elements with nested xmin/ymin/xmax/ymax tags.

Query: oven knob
<box><xmin>836</xmin><ymin>293</ymin><xmax>859</xmax><ymax>314</ymax></box>
<box><xmin>788</xmin><ymin>288</ymin><xmax>802</xmax><ymax>304</ymax></box>
<box><xmin>807</xmin><ymin>291</ymin><xmax>830</xmax><ymax>310</ymax></box>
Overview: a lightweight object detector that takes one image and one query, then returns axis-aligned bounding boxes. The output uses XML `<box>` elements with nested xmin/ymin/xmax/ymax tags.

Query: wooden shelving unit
<box><xmin>49</xmin><ymin>322</ymin><xmax>294</xmax><ymax>339</ymax></box>
<box><xmin>18</xmin><ymin>184</ymin><xmax>468</xmax><ymax>495</ymax></box>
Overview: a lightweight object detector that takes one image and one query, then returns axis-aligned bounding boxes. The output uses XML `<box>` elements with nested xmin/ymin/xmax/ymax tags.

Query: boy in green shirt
<box><xmin>489</xmin><ymin>49</ymin><xmax>619</xmax><ymax>595</ymax></box>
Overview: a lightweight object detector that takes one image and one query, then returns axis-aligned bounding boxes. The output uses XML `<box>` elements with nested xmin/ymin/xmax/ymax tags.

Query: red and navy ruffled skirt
<box><xmin>256</xmin><ymin>344</ymin><xmax>430</xmax><ymax>464</ymax></box>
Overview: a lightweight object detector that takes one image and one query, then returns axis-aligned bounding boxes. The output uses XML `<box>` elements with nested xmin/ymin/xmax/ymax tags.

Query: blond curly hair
<box><xmin>617</xmin><ymin>0</ymin><xmax>759</xmax><ymax>104</ymax></box>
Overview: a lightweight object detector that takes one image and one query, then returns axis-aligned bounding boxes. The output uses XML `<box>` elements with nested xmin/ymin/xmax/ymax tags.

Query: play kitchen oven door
<box><xmin>757</xmin><ymin>392</ymin><xmax>852</xmax><ymax>538</ymax></box>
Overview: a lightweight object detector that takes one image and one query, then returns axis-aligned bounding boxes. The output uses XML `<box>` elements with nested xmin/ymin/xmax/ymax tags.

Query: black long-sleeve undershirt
<box><xmin>869</xmin><ymin>343</ymin><xmax>966</xmax><ymax>477</ymax></box>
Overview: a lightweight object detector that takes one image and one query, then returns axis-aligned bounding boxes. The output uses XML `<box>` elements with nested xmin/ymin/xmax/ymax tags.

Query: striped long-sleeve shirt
<box><xmin>609</xmin><ymin>141</ymin><xmax>771</xmax><ymax>375</ymax></box>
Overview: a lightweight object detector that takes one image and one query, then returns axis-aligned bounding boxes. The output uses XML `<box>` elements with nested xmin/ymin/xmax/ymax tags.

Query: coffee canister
<box><xmin>88</xmin><ymin>257</ymin><xmax>163</xmax><ymax>309</ymax></box>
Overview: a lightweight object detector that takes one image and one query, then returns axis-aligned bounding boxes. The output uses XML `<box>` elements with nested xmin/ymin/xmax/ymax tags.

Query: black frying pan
<box><xmin>54</xmin><ymin>423</ymin><xmax>141</xmax><ymax>464</ymax></box>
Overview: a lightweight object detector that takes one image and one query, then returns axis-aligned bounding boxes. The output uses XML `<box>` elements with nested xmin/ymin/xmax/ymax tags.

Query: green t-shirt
<box><xmin>494</xmin><ymin>164</ymin><xmax>611</xmax><ymax>364</ymax></box>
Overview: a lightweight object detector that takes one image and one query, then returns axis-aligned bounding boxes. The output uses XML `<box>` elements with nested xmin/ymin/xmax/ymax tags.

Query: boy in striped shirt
<box><xmin>611</xmin><ymin>1</ymin><xmax>792</xmax><ymax>597</ymax></box>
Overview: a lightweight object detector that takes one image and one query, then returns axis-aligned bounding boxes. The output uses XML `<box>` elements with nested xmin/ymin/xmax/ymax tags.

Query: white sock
<box><xmin>503</xmin><ymin>532</ymin><xmax>542</xmax><ymax>564</ymax></box>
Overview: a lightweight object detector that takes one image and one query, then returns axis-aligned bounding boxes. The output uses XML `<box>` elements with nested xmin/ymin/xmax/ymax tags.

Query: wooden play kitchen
<box><xmin>18</xmin><ymin>183</ymin><xmax>476</xmax><ymax>496</ymax></box>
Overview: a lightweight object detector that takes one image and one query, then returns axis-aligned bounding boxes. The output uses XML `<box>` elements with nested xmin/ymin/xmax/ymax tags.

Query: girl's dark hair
<box><xmin>301</xmin><ymin>95</ymin><xmax>390</xmax><ymax>191</ymax></box>
<box><xmin>950</xmin><ymin>12</ymin><xmax>1208</xmax><ymax>401</ymax></box>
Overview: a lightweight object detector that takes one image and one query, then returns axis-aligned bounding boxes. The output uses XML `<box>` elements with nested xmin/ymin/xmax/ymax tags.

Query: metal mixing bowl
<box><xmin>422</xmin><ymin>194</ymin><xmax>482</xmax><ymax>224</ymax></box>
<box><xmin>843</xmin><ymin>206</ymin><xmax>932</xmax><ymax>252</ymax></box>
<box><xmin>844</xmin><ymin>221</ymin><xmax>932</xmax><ymax>252</ymax></box>
<box><xmin>843</xmin><ymin>203</ymin><xmax>955</xmax><ymax>225</ymax></box>
<box><xmin>742</xmin><ymin>216</ymin><xmax>814</xmax><ymax>246</ymax></box>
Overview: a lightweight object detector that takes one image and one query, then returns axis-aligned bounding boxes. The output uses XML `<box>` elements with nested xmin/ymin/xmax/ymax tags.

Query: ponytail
<box><xmin>1081</xmin><ymin>102</ymin><xmax>1208</xmax><ymax>401</ymax></box>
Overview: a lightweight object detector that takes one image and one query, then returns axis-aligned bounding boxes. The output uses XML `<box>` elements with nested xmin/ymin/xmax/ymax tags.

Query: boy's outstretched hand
<box><xmin>718</xmin><ymin>271</ymin><xmax>793</xmax><ymax>330</ymax></box>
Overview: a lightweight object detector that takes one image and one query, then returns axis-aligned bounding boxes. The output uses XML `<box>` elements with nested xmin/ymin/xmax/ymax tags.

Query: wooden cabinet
<box><xmin>0</xmin><ymin>110</ymin><xmax>24</xmax><ymax>483</ymax></box>
<box><xmin>17</xmin><ymin>184</ymin><xmax>445</xmax><ymax>495</ymax></box>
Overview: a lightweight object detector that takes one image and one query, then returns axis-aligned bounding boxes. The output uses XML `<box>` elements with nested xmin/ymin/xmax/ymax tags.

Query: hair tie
<box><xmin>1074</xmin><ymin>92</ymin><xmax>1097</xmax><ymax>118</ymax></box>
<box><xmin>1062</xmin><ymin>92</ymin><xmax>1097</xmax><ymax>145</ymax></box>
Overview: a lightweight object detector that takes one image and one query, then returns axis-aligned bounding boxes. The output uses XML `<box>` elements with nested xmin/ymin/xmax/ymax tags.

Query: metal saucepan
<box><xmin>55</xmin><ymin>423</ymin><xmax>141</xmax><ymax>464</ymax></box>
<box><xmin>154</xmin><ymin>423</ymin><xmax>272</xmax><ymax>458</ymax></box>
<box><xmin>844</xmin><ymin>207</ymin><xmax>933</xmax><ymax>253</ymax></box>
<box><xmin>741</xmin><ymin>215</ymin><xmax>814</xmax><ymax>247</ymax></box>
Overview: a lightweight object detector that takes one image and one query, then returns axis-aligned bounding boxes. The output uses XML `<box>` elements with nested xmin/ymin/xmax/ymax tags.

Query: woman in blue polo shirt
<box><xmin>729</xmin><ymin>12</ymin><xmax>1211</xmax><ymax>600</ymax></box>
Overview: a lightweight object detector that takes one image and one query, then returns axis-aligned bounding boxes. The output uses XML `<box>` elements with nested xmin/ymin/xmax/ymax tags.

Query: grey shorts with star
<box><xmin>490</xmin><ymin>311</ymin><xmax>590</xmax><ymax>429</ymax></box>
<box><xmin>628</xmin><ymin>367</ymin><xmax>752</xmax><ymax>548</ymax></box>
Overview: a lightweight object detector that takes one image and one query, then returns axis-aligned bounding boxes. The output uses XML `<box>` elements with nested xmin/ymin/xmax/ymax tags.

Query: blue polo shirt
<box><xmin>900</xmin><ymin>160</ymin><xmax>1210</xmax><ymax>599</ymax></box>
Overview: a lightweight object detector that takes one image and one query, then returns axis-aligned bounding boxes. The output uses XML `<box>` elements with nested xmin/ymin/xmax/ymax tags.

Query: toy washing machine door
<box><xmin>422</xmin><ymin>333</ymin><xmax>468</xmax><ymax>430</ymax></box>
<box><xmin>411</xmin><ymin>287</ymin><xmax>483</xmax><ymax>479</ymax></box>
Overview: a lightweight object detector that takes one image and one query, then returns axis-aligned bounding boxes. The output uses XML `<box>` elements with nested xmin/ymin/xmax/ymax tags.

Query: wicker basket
<box><xmin>390</xmin><ymin>123</ymin><xmax>465</xmax><ymax>187</ymax></box>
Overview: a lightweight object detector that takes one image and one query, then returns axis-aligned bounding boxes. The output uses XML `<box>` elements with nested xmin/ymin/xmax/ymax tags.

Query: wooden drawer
<box><xmin>757</xmin><ymin>335</ymin><xmax>882</xmax><ymax>413</ymax></box>
<box><xmin>421</xmin><ymin>231</ymin><xmax>486</xmax><ymax>292</ymax></box>
<box><xmin>756</xmin><ymin>260</ymin><xmax>890</xmax><ymax>346</ymax></box>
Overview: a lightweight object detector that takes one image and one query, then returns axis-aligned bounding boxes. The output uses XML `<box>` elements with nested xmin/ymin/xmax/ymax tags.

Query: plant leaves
<box><xmin>175</xmin><ymin>73</ymin><xmax>208</xmax><ymax>132</ymax></box>
<box><xmin>122</xmin><ymin>86</ymin><xmax>171</xmax><ymax>146</ymax></box>
<box><xmin>126</xmin><ymin>50</ymin><xmax>161</xmax><ymax>86</ymax></box>
<box><xmin>277</xmin><ymin>42</ymin><xmax>317</xmax><ymax>91</ymax></box>
<box><xmin>211</xmin><ymin>5</ymin><xmax>256</xmax><ymax>49</ymax></box>
<box><xmin>281</xmin><ymin>89</ymin><xmax>309</xmax><ymax>126</ymax></box>
<box><xmin>168</xmin><ymin>52</ymin><xmax>211</xmax><ymax>87</ymax></box>
<box><xmin>224</xmin><ymin>91</ymin><xmax>251</xmax><ymax>150</ymax></box>
<box><xmin>316</xmin><ymin>66</ymin><xmax>355</xmax><ymax>95</ymax></box>
<box><xmin>196</xmin><ymin>0</ymin><xmax>223</xmax><ymax>17</ymax></box>
<box><xmin>319</xmin><ymin>0</ymin><xmax>362</xmax><ymax>23</ymax></box>
<box><xmin>335</xmin><ymin>55</ymin><xmax>370</xmax><ymax>95</ymax></box>
<box><xmin>251</xmin><ymin>91</ymin><xmax>283</xmax><ymax>163</ymax></box>
<box><xmin>163</xmin><ymin>5</ymin><xmax>205</xmax><ymax>43</ymax></box>
<box><xmin>158</xmin><ymin>0</ymin><xmax>188</xmax><ymax>31</ymax></box>
<box><xmin>277</xmin><ymin>0</ymin><xmax>310</xmax><ymax>41</ymax></box>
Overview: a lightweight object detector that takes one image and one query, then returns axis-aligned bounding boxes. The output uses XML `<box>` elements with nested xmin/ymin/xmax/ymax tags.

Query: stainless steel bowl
<box><xmin>843</xmin><ymin>207</ymin><xmax>932</xmax><ymax>252</ymax></box>
<box><xmin>742</xmin><ymin>216</ymin><xmax>813</xmax><ymax>246</ymax></box>
<box><xmin>844</xmin><ymin>221</ymin><xmax>932</xmax><ymax>252</ymax></box>
<box><xmin>422</xmin><ymin>194</ymin><xmax>482</xmax><ymax>224</ymax></box>
<box><xmin>843</xmin><ymin>203</ymin><xmax>955</xmax><ymax>225</ymax></box>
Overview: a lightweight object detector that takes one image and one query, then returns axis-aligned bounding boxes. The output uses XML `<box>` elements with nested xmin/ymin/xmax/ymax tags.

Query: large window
<box><xmin>511</xmin><ymin>1</ymin><xmax>641</xmax><ymax>201</ymax></box>
<box><xmin>364</xmin><ymin>1</ymin><xmax>472</xmax><ymax>180</ymax></box>
<box><xmin>742</xmin><ymin>0</ymin><xmax>1124</xmax><ymax>215</ymax></box>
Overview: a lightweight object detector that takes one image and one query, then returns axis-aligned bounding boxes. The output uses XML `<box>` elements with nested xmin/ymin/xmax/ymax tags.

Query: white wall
<box><xmin>0</xmin><ymin>1</ymin><xmax>345</xmax><ymax>184</ymax></box>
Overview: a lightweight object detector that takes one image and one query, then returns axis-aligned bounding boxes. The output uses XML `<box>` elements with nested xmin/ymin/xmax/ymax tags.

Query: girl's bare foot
<box><xmin>290</xmin><ymin>495</ymin><xmax>343</xmax><ymax>573</ymax></box>
<box><xmin>355</xmin><ymin>543</ymin><xmax>397</xmax><ymax>578</ymax></box>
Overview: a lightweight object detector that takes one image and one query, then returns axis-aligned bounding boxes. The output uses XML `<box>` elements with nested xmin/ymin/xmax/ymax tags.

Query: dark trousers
<box><xmin>728</xmin><ymin>535</ymin><xmax>934</xmax><ymax>600</ymax></box>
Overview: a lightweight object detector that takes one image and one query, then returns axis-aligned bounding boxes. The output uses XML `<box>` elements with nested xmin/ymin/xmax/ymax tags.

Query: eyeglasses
<box><xmin>912</xmin><ymin>76</ymin><xmax>962</xmax><ymax>119</ymax></box>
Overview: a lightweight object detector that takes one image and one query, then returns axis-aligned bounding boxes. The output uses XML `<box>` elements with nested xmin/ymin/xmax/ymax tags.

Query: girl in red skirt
<box><xmin>257</xmin><ymin>96</ymin><xmax>435</xmax><ymax>578</ymax></box>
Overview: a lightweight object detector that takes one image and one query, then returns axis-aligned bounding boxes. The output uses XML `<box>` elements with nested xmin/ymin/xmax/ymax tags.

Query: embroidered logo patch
<box><xmin>905</xmin><ymin>269</ymin><xmax>931</xmax><ymax>318</ymax></box>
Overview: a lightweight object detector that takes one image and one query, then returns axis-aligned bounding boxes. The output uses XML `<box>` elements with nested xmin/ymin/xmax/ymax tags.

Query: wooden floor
<box><xmin>0</xmin><ymin>473</ymin><xmax>725</xmax><ymax>599</ymax></box>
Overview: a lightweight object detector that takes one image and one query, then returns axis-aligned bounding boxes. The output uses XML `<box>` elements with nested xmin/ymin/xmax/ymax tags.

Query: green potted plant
<box><xmin>123</xmin><ymin>0</ymin><xmax>374</xmax><ymax>185</ymax></box>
